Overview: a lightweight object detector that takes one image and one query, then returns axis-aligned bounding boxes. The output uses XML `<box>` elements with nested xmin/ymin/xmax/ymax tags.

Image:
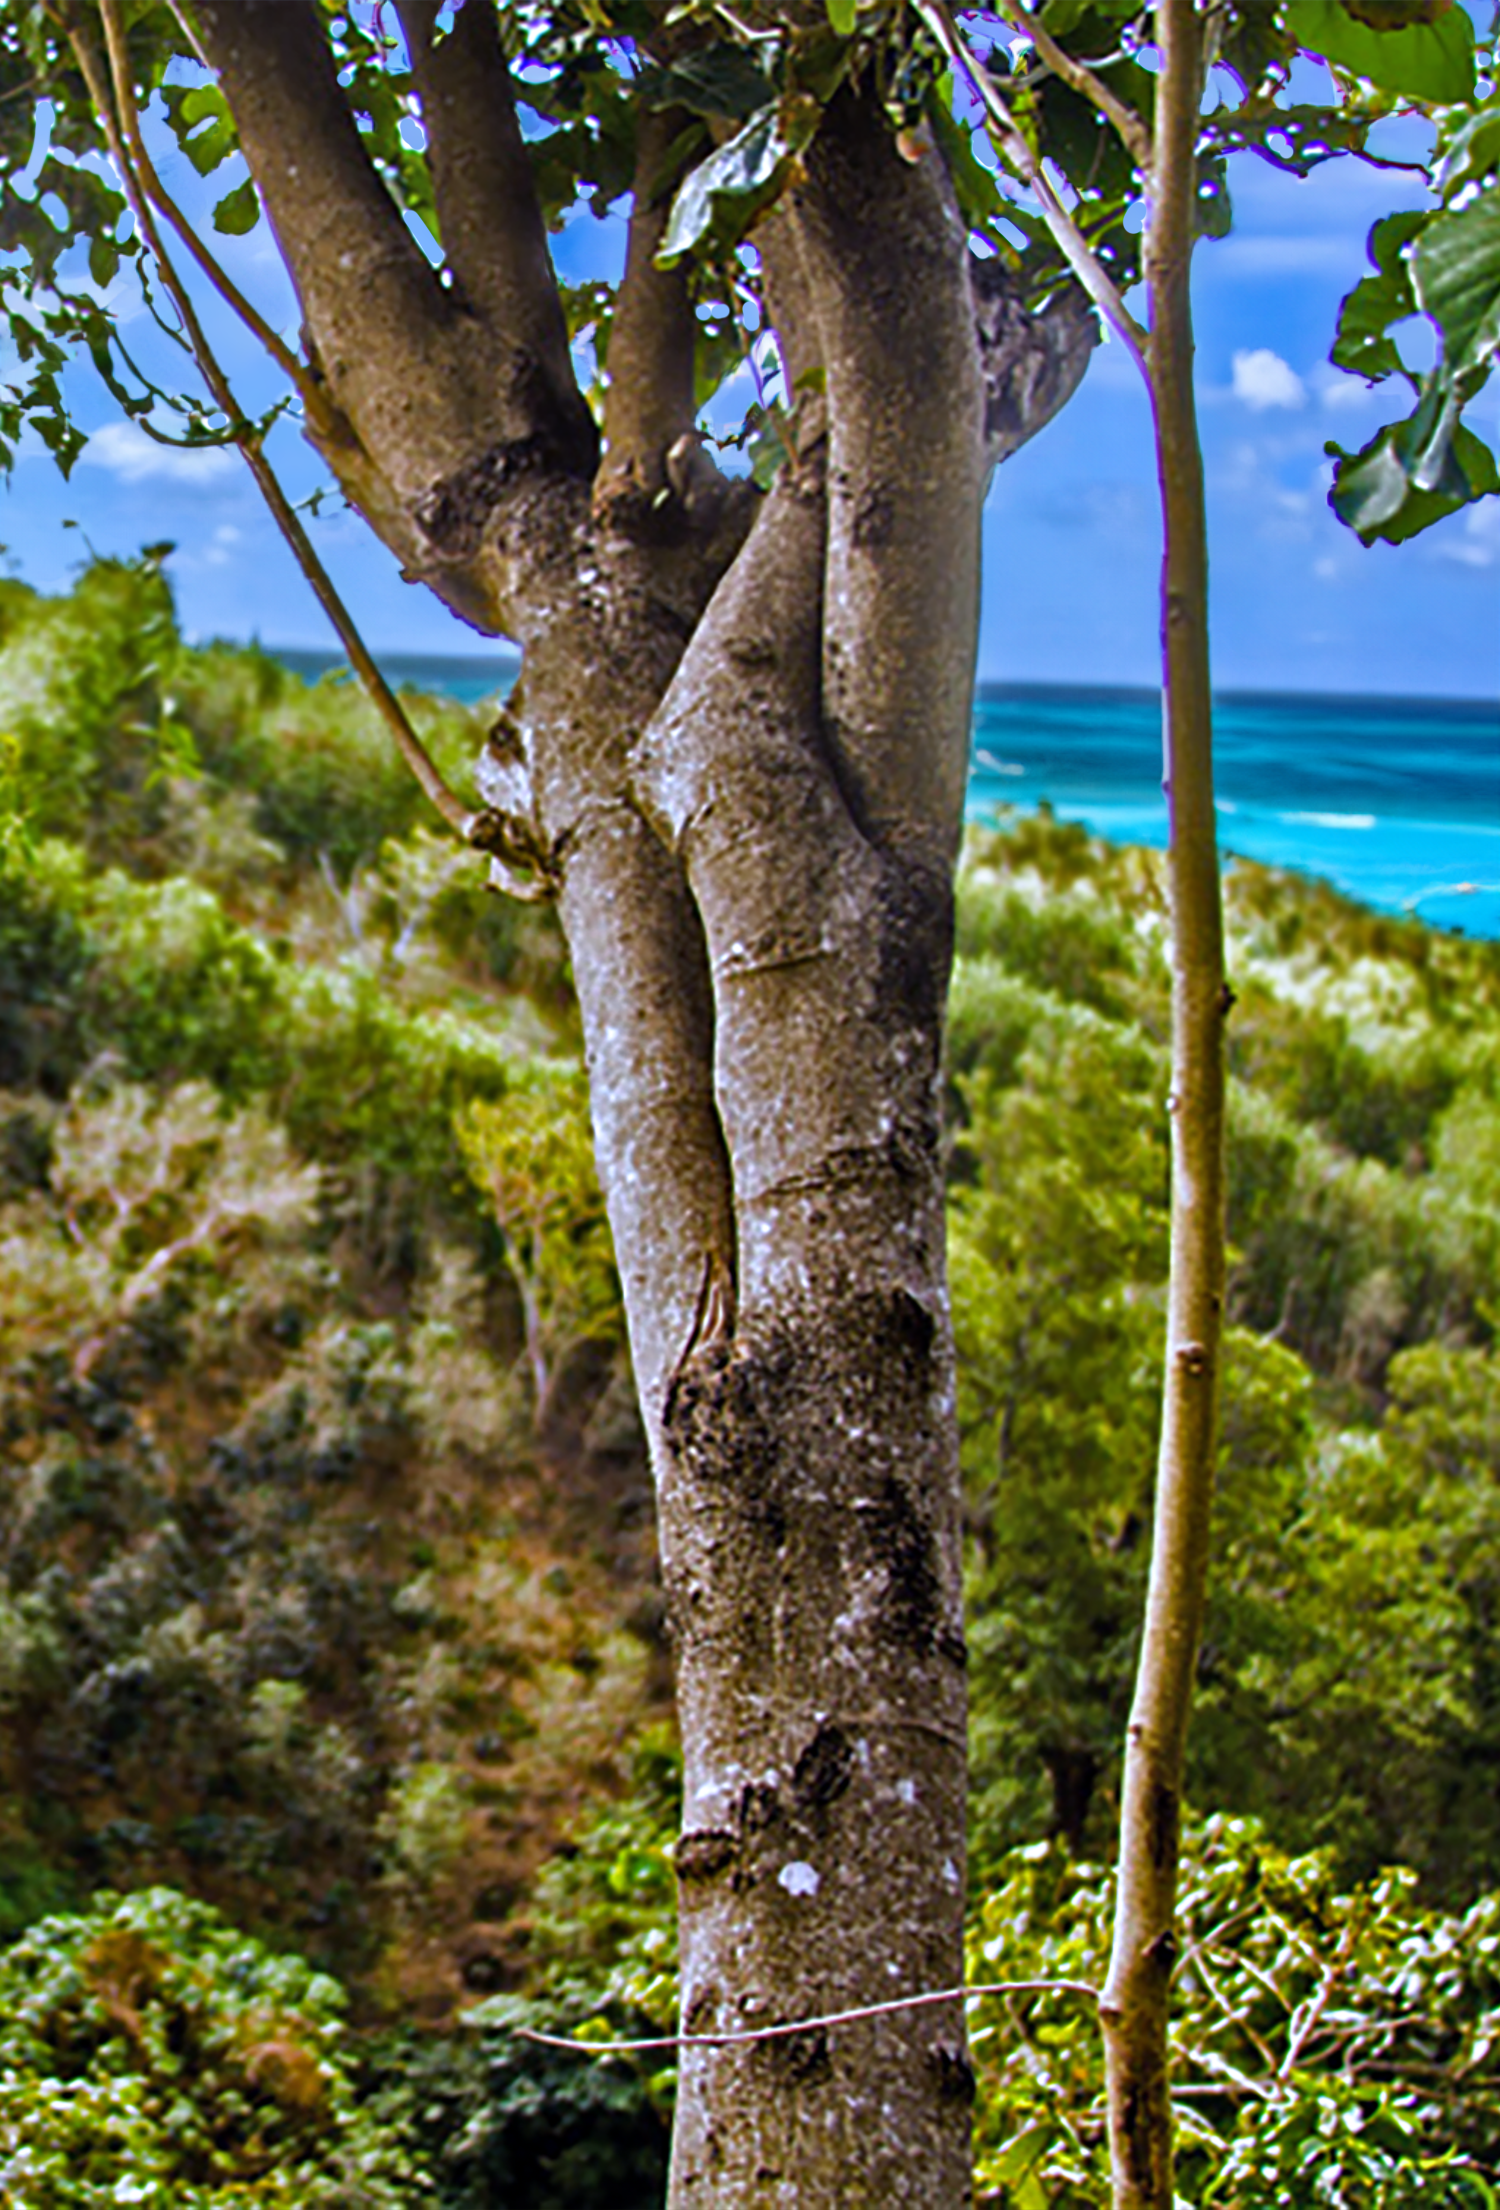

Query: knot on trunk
<box><xmin>415</xmin><ymin>397</ymin><xmax>596</xmax><ymax>560</ymax></box>
<box><xmin>763</xmin><ymin>2025</ymin><xmax>832</xmax><ymax>2086</ymax></box>
<box><xmin>663</xmin><ymin>1326</ymin><xmax>791</xmax><ymax>1490</ymax></box>
<box><xmin>792</xmin><ymin>1721</ymin><xmax>855</xmax><ymax>1816</ymax></box>
<box><xmin>863</xmin><ymin>1473</ymin><xmax>950</xmax><ymax>1658</ymax></box>
<box><xmin>675</xmin><ymin>1828</ymin><xmax>740</xmax><ymax>1883</ymax></box>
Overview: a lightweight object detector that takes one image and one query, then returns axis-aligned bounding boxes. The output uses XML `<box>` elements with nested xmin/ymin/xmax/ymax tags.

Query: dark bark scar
<box><xmin>792</xmin><ymin>1721</ymin><xmax>855</xmax><ymax>1815</ymax></box>
<box><xmin>860</xmin><ymin>1475</ymin><xmax>944</xmax><ymax>1652</ymax></box>
<box><xmin>1149</xmin><ymin>1777</ymin><xmax>1178</xmax><ymax>1872</ymax></box>
<box><xmin>415</xmin><ymin>431</ymin><xmax>584</xmax><ymax>559</ymax></box>
<box><xmin>664</xmin><ymin>1324</ymin><xmax>788</xmax><ymax>1494</ymax></box>
<box><xmin>759</xmin><ymin>2025</ymin><xmax>831</xmax><ymax>2087</ymax></box>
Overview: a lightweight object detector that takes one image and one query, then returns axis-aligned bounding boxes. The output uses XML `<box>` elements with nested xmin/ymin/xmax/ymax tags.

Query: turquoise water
<box><xmin>969</xmin><ymin>686</ymin><xmax>1499</xmax><ymax>940</ymax></box>
<box><xmin>272</xmin><ymin>649</ymin><xmax>1498</xmax><ymax>940</ymax></box>
<box><xmin>272</xmin><ymin>647</ymin><xmax>519</xmax><ymax>706</ymax></box>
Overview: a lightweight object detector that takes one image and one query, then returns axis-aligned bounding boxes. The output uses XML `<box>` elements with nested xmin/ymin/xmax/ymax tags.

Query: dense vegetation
<box><xmin>2</xmin><ymin>558</ymin><xmax>1498</xmax><ymax>2199</ymax></box>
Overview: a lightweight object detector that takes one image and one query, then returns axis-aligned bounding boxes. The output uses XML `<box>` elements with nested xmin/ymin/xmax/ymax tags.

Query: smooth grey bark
<box><xmin>178</xmin><ymin>13</ymin><xmax>1098</xmax><ymax>2199</ymax></box>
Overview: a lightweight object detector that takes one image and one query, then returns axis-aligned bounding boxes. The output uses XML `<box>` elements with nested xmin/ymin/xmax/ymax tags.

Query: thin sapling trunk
<box><xmin>1098</xmin><ymin>0</ymin><xmax>1229</xmax><ymax>2199</ymax></box>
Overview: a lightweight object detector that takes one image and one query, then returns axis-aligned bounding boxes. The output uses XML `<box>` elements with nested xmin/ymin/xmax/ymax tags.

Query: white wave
<box><xmin>1280</xmin><ymin>810</ymin><xmax>1378</xmax><ymax>830</ymax></box>
<box><xmin>975</xmin><ymin>749</ymin><xmax>1026</xmax><ymax>776</ymax></box>
<box><xmin>1405</xmin><ymin>882</ymin><xmax>1500</xmax><ymax>909</ymax></box>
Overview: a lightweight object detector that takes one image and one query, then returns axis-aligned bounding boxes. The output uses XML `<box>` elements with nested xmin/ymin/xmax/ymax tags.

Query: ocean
<box><xmin>271</xmin><ymin>650</ymin><xmax>1499</xmax><ymax>942</ymax></box>
<box><xmin>970</xmin><ymin>685</ymin><xmax>1500</xmax><ymax>942</ymax></box>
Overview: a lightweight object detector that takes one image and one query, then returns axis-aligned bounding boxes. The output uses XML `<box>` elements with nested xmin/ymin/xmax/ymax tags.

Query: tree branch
<box><xmin>74</xmin><ymin>3</ymin><xmax>493</xmax><ymax>845</ymax></box>
<box><xmin>597</xmin><ymin>106</ymin><xmax>701</xmax><ymax>512</ymax></box>
<box><xmin>393</xmin><ymin>0</ymin><xmax>589</xmax><ymax>450</ymax></box>
<box><xmin>190</xmin><ymin>0</ymin><xmax>532</xmax><ymax>497</ymax></box>
<box><xmin>997</xmin><ymin>0</ymin><xmax>1154</xmax><ymax>172</ymax></box>
<box><xmin>93</xmin><ymin>0</ymin><xmax>326</xmax><ymax>426</ymax></box>
<box><xmin>918</xmin><ymin>0</ymin><xmax>1151</xmax><ymax>375</ymax></box>
<box><xmin>970</xmin><ymin>253</ymin><xmax>1099</xmax><ymax>481</ymax></box>
<box><xmin>515</xmin><ymin>1976</ymin><xmax>1099</xmax><ymax>2055</ymax></box>
<box><xmin>1100</xmin><ymin>0</ymin><xmax>1226</xmax><ymax>2195</ymax></box>
<box><xmin>789</xmin><ymin>86</ymin><xmax>987</xmax><ymax>871</ymax></box>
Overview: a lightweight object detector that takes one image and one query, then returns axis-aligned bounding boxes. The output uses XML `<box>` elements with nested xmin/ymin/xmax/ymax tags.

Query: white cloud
<box><xmin>1433</xmin><ymin>497</ymin><xmax>1500</xmax><ymax>570</ymax></box>
<box><xmin>81</xmin><ymin>420</ymin><xmax>238</xmax><ymax>486</ymax></box>
<box><xmin>1232</xmin><ymin>348</ymin><xmax>1307</xmax><ymax>413</ymax></box>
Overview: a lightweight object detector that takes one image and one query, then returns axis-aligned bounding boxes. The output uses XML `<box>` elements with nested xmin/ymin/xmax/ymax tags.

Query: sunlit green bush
<box><xmin>0</xmin><ymin>555</ymin><xmax>185</xmax><ymax>853</ymax></box>
<box><xmin>0</xmin><ymin>1888</ymin><xmax>425</xmax><ymax>2206</ymax></box>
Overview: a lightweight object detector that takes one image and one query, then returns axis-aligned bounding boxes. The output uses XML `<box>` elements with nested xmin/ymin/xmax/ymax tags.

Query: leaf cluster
<box><xmin>0</xmin><ymin>0</ymin><xmax>1491</xmax><ymax>538</ymax></box>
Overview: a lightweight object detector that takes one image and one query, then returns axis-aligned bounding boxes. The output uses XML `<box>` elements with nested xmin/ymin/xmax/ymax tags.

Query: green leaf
<box><xmin>1413</xmin><ymin>187</ymin><xmax>1500</xmax><ymax>381</ymax></box>
<box><xmin>1196</xmin><ymin>153</ymin><xmax>1234</xmax><ymax>241</ymax></box>
<box><xmin>212</xmin><ymin>176</ymin><xmax>260</xmax><ymax>238</ymax></box>
<box><xmin>926</xmin><ymin>87</ymin><xmax>1004</xmax><ymax>234</ymax></box>
<box><xmin>163</xmin><ymin>83</ymin><xmax>238</xmax><ymax>179</ymax></box>
<box><xmin>637</xmin><ymin>49</ymin><xmax>777</xmax><ymax>122</ymax></box>
<box><xmin>826</xmin><ymin>0</ymin><xmax>857</xmax><ymax>31</ymax></box>
<box><xmin>1284</xmin><ymin>0</ymin><xmax>1474</xmax><ymax>102</ymax></box>
<box><xmin>1328</xmin><ymin>415</ymin><xmax>1499</xmax><ymax>542</ymax></box>
<box><xmin>1330</xmin><ymin>210</ymin><xmax>1426</xmax><ymax>381</ymax></box>
<box><xmin>993</xmin><ymin>2121</ymin><xmax>1055</xmax><ymax>2182</ymax></box>
<box><xmin>1433</xmin><ymin>100</ymin><xmax>1500</xmax><ymax>200</ymax></box>
<box><xmin>657</xmin><ymin>103</ymin><xmax>816</xmax><ymax>264</ymax></box>
<box><xmin>88</xmin><ymin>230</ymin><xmax>120</xmax><ymax>290</ymax></box>
<box><xmin>747</xmin><ymin>405</ymin><xmax>792</xmax><ymax>489</ymax></box>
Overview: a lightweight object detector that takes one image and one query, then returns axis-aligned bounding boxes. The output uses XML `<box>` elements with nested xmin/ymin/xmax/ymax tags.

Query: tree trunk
<box><xmin>165</xmin><ymin>16</ymin><xmax>1097</xmax><ymax>2196</ymax></box>
<box><xmin>1099</xmin><ymin>1</ymin><xmax>1228</xmax><ymax>2199</ymax></box>
<box><xmin>527</xmin><ymin>104</ymin><xmax>989</xmax><ymax>2195</ymax></box>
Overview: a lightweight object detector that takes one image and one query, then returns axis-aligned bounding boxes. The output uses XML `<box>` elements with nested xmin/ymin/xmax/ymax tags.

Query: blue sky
<box><xmin>4</xmin><ymin>83</ymin><xmax>1497</xmax><ymax>699</ymax></box>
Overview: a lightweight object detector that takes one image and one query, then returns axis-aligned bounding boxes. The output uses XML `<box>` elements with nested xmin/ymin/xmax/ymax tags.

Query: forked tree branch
<box><xmin>189</xmin><ymin>0</ymin><xmax>524</xmax><ymax>495</ymax></box>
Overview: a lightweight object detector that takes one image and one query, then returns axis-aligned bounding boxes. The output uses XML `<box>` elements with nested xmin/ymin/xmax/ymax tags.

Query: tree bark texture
<box><xmin>1099</xmin><ymin>3</ymin><xmax>1229</xmax><ymax>2201</ymax></box>
<box><xmin>182</xmin><ymin>14</ymin><xmax>1098</xmax><ymax>2198</ymax></box>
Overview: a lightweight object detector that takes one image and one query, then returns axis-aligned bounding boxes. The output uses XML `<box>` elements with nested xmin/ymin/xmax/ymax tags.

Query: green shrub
<box><xmin>172</xmin><ymin>647</ymin><xmax>478</xmax><ymax>876</ymax></box>
<box><xmin>0</xmin><ymin>1888</ymin><xmax>425</xmax><ymax>2205</ymax></box>
<box><xmin>0</xmin><ymin>555</ymin><xmax>185</xmax><ymax>853</ymax></box>
<box><xmin>969</xmin><ymin>1817</ymin><xmax>1500</xmax><ymax>2206</ymax></box>
<box><xmin>362</xmin><ymin>2003</ymin><xmax>669</xmax><ymax>2210</ymax></box>
<box><xmin>0</xmin><ymin>839</ymin><xmax>93</xmax><ymax>1090</ymax></box>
